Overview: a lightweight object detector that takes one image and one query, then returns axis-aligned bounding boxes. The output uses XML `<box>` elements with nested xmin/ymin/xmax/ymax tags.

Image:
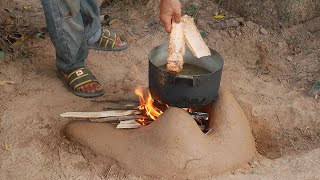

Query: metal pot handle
<box><xmin>175</xmin><ymin>75</ymin><xmax>200</xmax><ymax>87</ymax></box>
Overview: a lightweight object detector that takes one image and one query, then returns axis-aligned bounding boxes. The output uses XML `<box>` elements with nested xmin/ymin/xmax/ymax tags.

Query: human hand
<box><xmin>160</xmin><ymin>0</ymin><xmax>182</xmax><ymax>32</ymax></box>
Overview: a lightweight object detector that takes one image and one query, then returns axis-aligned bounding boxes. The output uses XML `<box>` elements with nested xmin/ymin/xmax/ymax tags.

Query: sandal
<box><xmin>57</xmin><ymin>68</ymin><xmax>105</xmax><ymax>98</ymax></box>
<box><xmin>89</xmin><ymin>29</ymin><xmax>129</xmax><ymax>51</ymax></box>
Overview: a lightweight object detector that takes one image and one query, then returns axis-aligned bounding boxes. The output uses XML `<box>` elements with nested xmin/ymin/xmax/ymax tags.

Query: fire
<box><xmin>133</xmin><ymin>87</ymin><xmax>209</xmax><ymax>132</ymax></box>
<box><xmin>135</xmin><ymin>87</ymin><xmax>163</xmax><ymax>121</ymax></box>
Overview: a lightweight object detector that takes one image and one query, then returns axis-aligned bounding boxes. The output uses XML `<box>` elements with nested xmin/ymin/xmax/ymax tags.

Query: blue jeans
<box><xmin>41</xmin><ymin>0</ymin><xmax>101</xmax><ymax>73</ymax></box>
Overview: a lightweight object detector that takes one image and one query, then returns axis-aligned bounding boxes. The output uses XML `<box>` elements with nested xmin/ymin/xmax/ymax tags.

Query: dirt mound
<box><xmin>65</xmin><ymin>89</ymin><xmax>256</xmax><ymax>178</ymax></box>
<box><xmin>221</xmin><ymin>0</ymin><xmax>320</xmax><ymax>28</ymax></box>
<box><xmin>0</xmin><ymin>0</ymin><xmax>320</xmax><ymax>178</ymax></box>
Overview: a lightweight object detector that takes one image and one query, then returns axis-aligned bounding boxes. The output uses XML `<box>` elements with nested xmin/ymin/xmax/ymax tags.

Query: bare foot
<box><xmin>115</xmin><ymin>36</ymin><xmax>126</xmax><ymax>47</ymax></box>
<box><xmin>63</xmin><ymin>72</ymin><xmax>103</xmax><ymax>93</ymax></box>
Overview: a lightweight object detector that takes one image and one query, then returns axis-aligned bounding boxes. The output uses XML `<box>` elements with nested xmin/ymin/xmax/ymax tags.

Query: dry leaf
<box><xmin>213</xmin><ymin>15</ymin><xmax>225</xmax><ymax>19</ymax></box>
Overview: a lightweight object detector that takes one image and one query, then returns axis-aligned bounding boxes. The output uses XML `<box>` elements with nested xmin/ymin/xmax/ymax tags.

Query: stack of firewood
<box><xmin>60</xmin><ymin>101</ymin><xmax>151</xmax><ymax>129</ymax></box>
<box><xmin>61</xmin><ymin>100</ymin><xmax>209</xmax><ymax>131</ymax></box>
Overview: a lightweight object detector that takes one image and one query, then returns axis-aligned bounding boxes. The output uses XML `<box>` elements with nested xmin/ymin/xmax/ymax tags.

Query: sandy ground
<box><xmin>0</xmin><ymin>0</ymin><xmax>320</xmax><ymax>179</ymax></box>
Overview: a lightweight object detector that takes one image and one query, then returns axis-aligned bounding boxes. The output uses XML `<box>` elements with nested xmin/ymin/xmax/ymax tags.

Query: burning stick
<box><xmin>90</xmin><ymin>115</ymin><xmax>152</xmax><ymax>123</ymax></box>
<box><xmin>167</xmin><ymin>20</ymin><xmax>185</xmax><ymax>73</ymax></box>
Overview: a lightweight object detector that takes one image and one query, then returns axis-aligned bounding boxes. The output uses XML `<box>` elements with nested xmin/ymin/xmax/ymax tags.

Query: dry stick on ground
<box><xmin>0</xmin><ymin>81</ymin><xmax>15</xmax><ymax>85</ymax></box>
<box><xmin>91</xmin><ymin>99</ymin><xmax>139</xmax><ymax>103</ymax></box>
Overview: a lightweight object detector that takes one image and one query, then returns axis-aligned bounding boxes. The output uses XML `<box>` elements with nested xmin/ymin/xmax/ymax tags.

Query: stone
<box><xmin>259</xmin><ymin>28</ymin><xmax>268</xmax><ymax>35</ymax></box>
<box><xmin>286</xmin><ymin>56</ymin><xmax>293</xmax><ymax>62</ymax></box>
<box><xmin>246</xmin><ymin>21</ymin><xmax>256</xmax><ymax>29</ymax></box>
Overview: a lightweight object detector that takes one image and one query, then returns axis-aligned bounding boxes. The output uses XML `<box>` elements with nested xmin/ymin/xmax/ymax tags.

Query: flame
<box><xmin>135</xmin><ymin>87</ymin><xmax>163</xmax><ymax>120</ymax></box>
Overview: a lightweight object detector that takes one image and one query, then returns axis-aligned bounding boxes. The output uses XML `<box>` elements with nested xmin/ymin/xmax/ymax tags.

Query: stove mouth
<box><xmin>153</xmin><ymin>100</ymin><xmax>211</xmax><ymax>133</ymax></box>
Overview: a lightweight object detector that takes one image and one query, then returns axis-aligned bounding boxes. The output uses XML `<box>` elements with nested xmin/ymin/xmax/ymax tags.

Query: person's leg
<box><xmin>41</xmin><ymin>0</ymin><xmax>87</xmax><ymax>73</ymax></box>
<box><xmin>80</xmin><ymin>0</ymin><xmax>127</xmax><ymax>49</ymax></box>
<box><xmin>79</xmin><ymin>0</ymin><xmax>102</xmax><ymax>44</ymax></box>
<box><xmin>41</xmin><ymin>0</ymin><xmax>102</xmax><ymax>95</ymax></box>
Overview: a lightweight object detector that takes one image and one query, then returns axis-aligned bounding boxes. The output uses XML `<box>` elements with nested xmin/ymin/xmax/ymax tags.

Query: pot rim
<box><xmin>148</xmin><ymin>44</ymin><xmax>224</xmax><ymax>78</ymax></box>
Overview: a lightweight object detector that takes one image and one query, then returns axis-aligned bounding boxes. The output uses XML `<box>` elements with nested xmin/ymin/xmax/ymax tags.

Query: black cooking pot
<box><xmin>148</xmin><ymin>43</ymin><xmax>224</xmax><ymax>108</ymax></box>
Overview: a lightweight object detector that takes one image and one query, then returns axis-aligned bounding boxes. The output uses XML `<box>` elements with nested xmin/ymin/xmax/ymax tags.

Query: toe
<box><xmin>79</xmin><ymin>86</ymin><xmax>85</xmax><ymax>92</ymax></box>
<box><xmin>115</xmin><ymin>36</ymin><xmax>125</xmax><ymax>47</ymax></box>
<box><xmin>94</xmin><ymin>82</ymin><xmax>102</xmax><ymax>91</ymax></box>
<box><xmin>88</xmin><ymin>83</ymin><xmax>95</xmax><ymax>92</ymax></box>
<box><xmin>83</xmin><ymin>83</ymin><xmax>91</xmax><ymax>93</ymax></box>
<box><xmin>78</xmin><ymin>82</ymin><xmax>102</xmax><ymax>93</ymax></box>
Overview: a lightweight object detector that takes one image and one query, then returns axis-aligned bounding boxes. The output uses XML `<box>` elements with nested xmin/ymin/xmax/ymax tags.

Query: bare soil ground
<box><xmin>0</xmin><ymin>0</ymin><xmax>319</xmax><ymax>179</ymax></box>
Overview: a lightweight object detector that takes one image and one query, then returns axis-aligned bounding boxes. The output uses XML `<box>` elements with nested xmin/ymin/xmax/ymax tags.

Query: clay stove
<box><xmin>64</xmin><ymin>89</ymin><xmax>257</xmax><ymax>179</ymax></box>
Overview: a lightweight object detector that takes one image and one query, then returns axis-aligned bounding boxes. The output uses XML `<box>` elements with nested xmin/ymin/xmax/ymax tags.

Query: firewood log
<box><xmin>182</xmin><ymin>15</ymin><xmax>211</xmax><ymax>58</ymax></box>
<box><xmin>167</xmin><ymin>15</ymin><xmax>211</xmax><ymax>73</ymax></box>
<box><xmin>167</xmin><ymin>21</ymin><xmax>185</xmax><ymax>73</ymax></box>
<box><xmin>116</xmin><ymin>120</ymin><xmax>142</xmax><ymax>129</ymax></box>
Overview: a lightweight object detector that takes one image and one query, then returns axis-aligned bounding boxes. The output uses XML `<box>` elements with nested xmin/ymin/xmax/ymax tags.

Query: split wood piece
<box><xmin>90</xmin><ymin>115</ymin><xmax>148</xmax><ymax>123</ymax></box>
<box><xmin>182</xmin><ymin>15</ymin><xmax>211</xmax><ymax>58</ymax></box>
<box><xmin>103</xmin><ymin>103</ymin><xmax>139</xmax><ymax>111</ymax></box>
<box><xmin>167</xmin><ymin>20</ymin><xmax>185</xmax><ymax>73</ymax></box>
<box><xmin>60</xmin><ymin>110</ymin><xmax>140</xmax><ymax>119</ymax></box>
<box><xmin>167</xmin><ymin>15</ymin><xmax>211</xmax><ymax>73</ymax></box>
<box><xmin>116</xmin><ymin>120</ymin><xmax>142</xmax><ymax>129</ymax></box>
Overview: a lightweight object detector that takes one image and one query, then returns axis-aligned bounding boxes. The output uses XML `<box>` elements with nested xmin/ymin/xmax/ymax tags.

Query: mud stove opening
<box><xmin>133</xmin><ymin>87</ymin><xmax>211</xmax><ymax>133</ymax></box>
